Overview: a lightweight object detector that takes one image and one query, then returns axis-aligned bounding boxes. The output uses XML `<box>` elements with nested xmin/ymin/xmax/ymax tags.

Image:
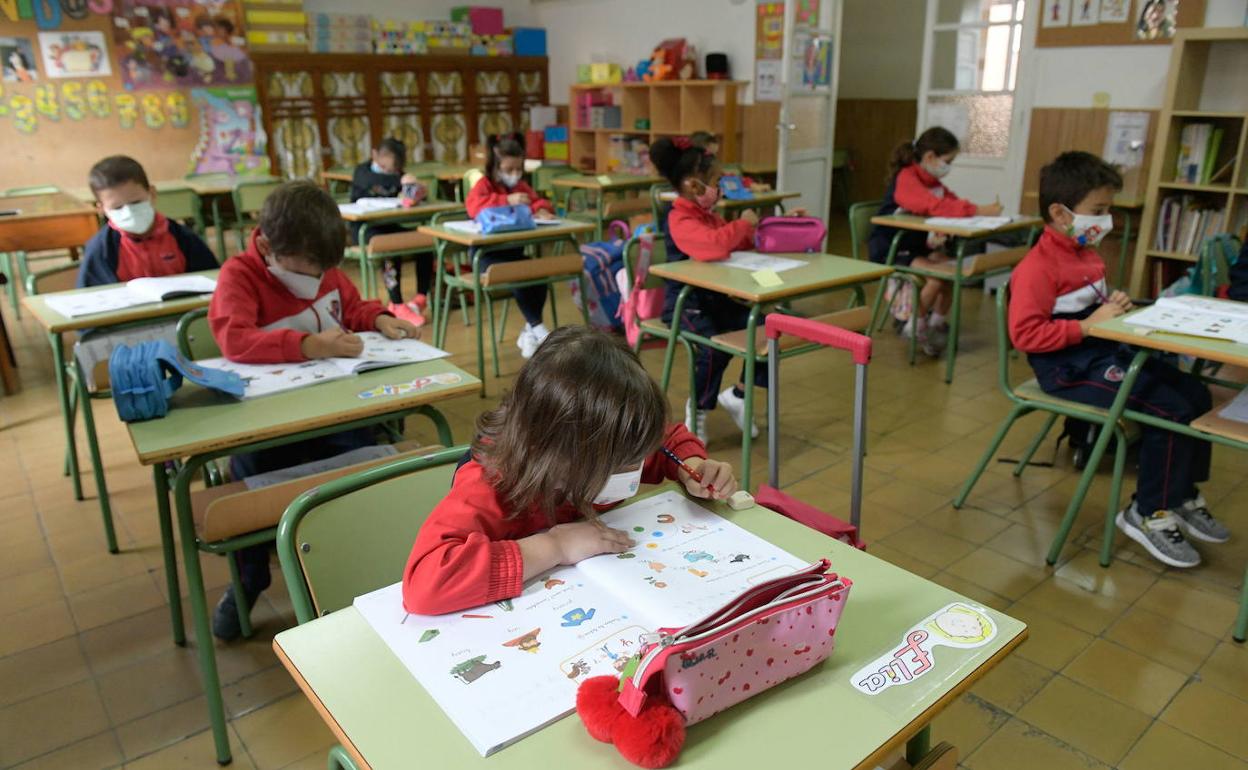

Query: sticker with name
<box><xmin>851</xmin><ymin>602</ymin><xmax>996</xmax><ymax>696</ymax></box>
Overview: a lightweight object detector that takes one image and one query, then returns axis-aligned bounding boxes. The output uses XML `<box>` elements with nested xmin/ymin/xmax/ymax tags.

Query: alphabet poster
<box><xmin>112</xmin><ymin>0</ymin><xmax>250</xmax><ymax>90</ymax></box>
<box><xmin>37</xmin><ymin>31</ymin><xmax>112</xmax><ymax>78</ymax></box>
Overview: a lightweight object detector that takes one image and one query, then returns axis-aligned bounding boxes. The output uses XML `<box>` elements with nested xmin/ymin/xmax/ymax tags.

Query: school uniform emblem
<box><xmin>1104</xmin><ymin>365</ymin><xmax>1125</xmax><ymax>383</ymax></box>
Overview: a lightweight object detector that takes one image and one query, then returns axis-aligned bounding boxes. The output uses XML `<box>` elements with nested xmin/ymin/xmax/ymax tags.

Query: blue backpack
<box><xmin>109</xmin><ymin>340</ymin><xmax>245</xmax><ymax>422</ymax></box>
<box><xmin>572</xmin><ymin>226</ymin><xmax>629</xmax><ymax>333</ymax></box>
<box><xmin>476</xmin><ymin>205</ymin><xmax>535</xmax><ymax>234</ymax></box>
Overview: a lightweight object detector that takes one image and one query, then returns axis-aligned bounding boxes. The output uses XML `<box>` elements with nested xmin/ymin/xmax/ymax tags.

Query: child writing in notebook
<box><xmin>464</xmin><ymin>132</ymin><xmax>557</xmax><ymax>359</ymax></box>
<box><xmin>867</xmin><ymin>127</ymin><xmax>1002</xmax><ymax>356</ymax></box>
<box><xmin>402</xmin><ymin>326</ymin><xmax>736</xmax><ymax>615</ymax></box>
<box><xmin>78</xmin><ymin>155</ymin><xmax>218</xmax><ymax>287</ymax></box>
<box><xmin>207</xmin><ymin>180</ymin><xmax>420</xmax><ymax>640</ymax></box>
<box><xmin>350</xmin><ymin>137</ymin><xmax>428</xmax><ymax>326</ymax></box>
<box><xmin>1010</xmin><ymin>151</ymin><xmax>1227</xmax><ymax>568</ymax></box>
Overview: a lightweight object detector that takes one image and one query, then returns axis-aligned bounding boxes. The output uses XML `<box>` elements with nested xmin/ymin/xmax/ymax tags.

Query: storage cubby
<box><xmin>620</xmin><ymin>89</ymin><xmax>651</xmax><ymax>131</ymax></box>
<box><xmin>679</xmin><ymin>85</ymin><xmax>715</xmax><ymax>133</ymax></box>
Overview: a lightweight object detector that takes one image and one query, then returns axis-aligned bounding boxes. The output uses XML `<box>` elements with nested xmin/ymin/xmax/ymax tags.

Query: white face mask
<box><xmin>268</xmin><ymin>263</ymin><xmax>323</xmax><ymax>300</ymax></box>
<box><xmin>105</xmin><ymin>200</ymin><xmax>156</xmax><ymax>235</ymax></box>
<box><xmin>1064</xmin><ymin>207</ymin><xmax>1114</xmax><ymax>246</ymax></box>
<box><xmin>592</xmin><ymin>466</ymin><xmax>643</xmax><ymax>506</ymax></box>
<box><xmin>497</xmin><ymin>171</ymin><xmax>522</xmax><ymax>189</ymax></box>
<box><xmin>925</xmin><ymin>159</ymin><xmax>951</xmax><ymax>179</ymax></box>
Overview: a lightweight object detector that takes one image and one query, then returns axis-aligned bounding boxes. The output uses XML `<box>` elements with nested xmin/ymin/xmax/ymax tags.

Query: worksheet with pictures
<box><xmin>353</xmin><ymin>491</ymin><xmax>807</xmax><ymax>756</ymax></box>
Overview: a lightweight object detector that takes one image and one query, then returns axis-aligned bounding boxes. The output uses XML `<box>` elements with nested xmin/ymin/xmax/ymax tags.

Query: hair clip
<box><xmin>672</xmin><ymin>136</ymin><xmax>693</xmax><ymax>151</ymax></box>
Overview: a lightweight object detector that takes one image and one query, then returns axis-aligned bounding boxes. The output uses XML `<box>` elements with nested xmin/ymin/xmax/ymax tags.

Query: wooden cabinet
<box><xmin>252</xmin><ymin>54</ymin><xmax>549</xmax><ymax>178</ymax></box>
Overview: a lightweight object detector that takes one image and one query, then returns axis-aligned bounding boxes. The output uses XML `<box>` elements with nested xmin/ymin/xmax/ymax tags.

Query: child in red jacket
<box><xmin>207</xmin><ymin>180</ymin><xmax>419</xmax><ymax>640</ymax></box>
<box><xmin>465</xmin><ymin>132</ymin><xmax>557</xmax><ymax>359</ymax></box>
<box><xmin>402</xmin><ymin>326</ymin><xmax>735</xmax><ymax>615</ymax></box>
<box><xmin>868</xmin><ymin>127</ymin><xmax>1003</xmax><ymax>356</ymax></box>
<box><xmin>1010</xmin><ymin>151</ymin><xmax>1225</xmax><ymax>568</ymax></box>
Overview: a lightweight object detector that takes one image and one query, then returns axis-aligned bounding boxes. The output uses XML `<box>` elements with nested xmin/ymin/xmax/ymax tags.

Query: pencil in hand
<box><xmin>661</xmin><ymin>446</ymin><xmax>716</xmax><ymax>495</ymax></box>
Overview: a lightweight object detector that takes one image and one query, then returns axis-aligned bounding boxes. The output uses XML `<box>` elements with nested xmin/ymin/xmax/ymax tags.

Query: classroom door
<box><xmin>776</xmin><ymin>0</ymin><xmax>843</xmax><ymax>226</ymax></box>
<box><xmin>915</xmin><ymin>0</ymin><xmax>1037</xmax><ymax>211</ymax></box>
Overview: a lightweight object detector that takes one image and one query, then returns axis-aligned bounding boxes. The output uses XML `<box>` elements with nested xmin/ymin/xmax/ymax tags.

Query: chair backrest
<box><xmin>994</xmin><ymin>283</ymin><xmax>1019</xmax><ymax>399</ymax></box>
<box><xmin>276</xmin><ymin>445</ymin><xmax>467</xmax><ymax>623</ymax></box>
<box><xmin>176</xmin><ymin>308</ymin><xmax>221</xmax><ymax>360</ymax></box>
<box><xmin>622</xmin><ymin>232</ymin><xmax>670</xmax><ymax>292</ymax></box>
<box><xmin>25</xmin><ymin>263</ymin><xmax>78</xmax><ymax>296</ymax></box>
<box><xmin>155</xmin><ymin>185</ymin><xmax>204</xmax><ymax>234</ymax></box>
<box><xmin>847</xmin><ymin>200</ymin><xmax>882</xmax><ymax>261</ymax></box>
<box><xmin>649</xmin><ymin>183</ymin><xmax>674</xmax><ymax>234</ymax></box>
<box><xmin>461</xmin><ymin>168</ymin><xmax>485</xmax><ymax>202</ymax></box>
<box><xmin>5</xmin><ymin>185</ymin><xmax>60</xmax><ymax>196</ymax></box>
<box><xmin>232</xmin><ymin>179</ymin><xmax>282</xmax><ymax>217</ymax></box>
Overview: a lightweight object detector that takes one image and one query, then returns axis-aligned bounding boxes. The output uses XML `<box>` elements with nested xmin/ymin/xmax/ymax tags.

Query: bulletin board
<box><xmin>0</xmin><ymin>2</ymin><xmax>263</xmax><ymax>191</ymax></box>
<box><xmin>1035</xmin><ymin>0</ymin><xmax>1206</xmax><ymax>47</ymax></box>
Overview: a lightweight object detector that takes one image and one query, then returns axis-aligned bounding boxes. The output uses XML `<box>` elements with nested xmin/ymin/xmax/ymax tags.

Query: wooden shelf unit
<box><xmin>1132</xmin><ymin>28</ymin><xmax>1248</xmax><ymax>296</ymax></box>
<box><xmin>568</xmin><ymin>81</ymin><xmax>747</xmax><ymax>174</ymax></box>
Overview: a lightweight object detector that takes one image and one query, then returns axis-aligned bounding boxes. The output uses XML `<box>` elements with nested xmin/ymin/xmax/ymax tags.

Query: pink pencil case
<box><xmin>619</xmin><ymin>559</ymin><xmax>851</xmax><ymax>725</ymax></box>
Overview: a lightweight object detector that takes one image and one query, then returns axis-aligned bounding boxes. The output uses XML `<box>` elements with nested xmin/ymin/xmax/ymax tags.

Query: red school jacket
<box><xmin>666</xmin><ymin>197</ymin><xmax>755</xmax><ymax>262</ymax></box>
<box><xmin>892</xmin><ymin>163</ymin><xmax>977</xmax><ymax>218</ymax></box>
<box><xmin>401</xmin><ymin>424</ymin><xmax>708</xmax><ymax>615</ymax></box>
<box><xmin>1008</xmin><ymin>227</ymin><xmax>1108</xmax><ymax>354</ymax></box>
<box><xmin>465</xmin><ymin>176</ymin><xmax>554</xmax><ymax>218</ymax></box>
<box><xmin>208</xmin><ymin>231</ymin><xmax>387</xmax><ymax>363</ymax></box>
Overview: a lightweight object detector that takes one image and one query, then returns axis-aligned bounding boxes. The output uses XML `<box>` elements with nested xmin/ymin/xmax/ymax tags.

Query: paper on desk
<box><xmin>44</xmin><ymin>287</ymin><xmax>140</xmax><ymax>317</ymax></box>
<box><xmin>126</xmin><ymin>274</ymin><xmax>216</xmax><ymax>302</ymax></box>
<box><xmin>1218</xmin><ymin>388</ymin><xmax>1248</xmax><ymax>424</ymax></box>
<box><xmin>43</xmin><ymin>275</ymin><xmax>217</xmax><ymax>318</ymax></box>
<box><xmin>533</xmin><ymin>217</ymin><xmax>564</xmax><ymax>226</ymax></box>
<box><xmin>338</xmin><ymin>197</ymin><xmax>403</xmax><ymax>216</ymax></box>
<box><xmin>441</xmin><ymin>220</ymin><xmax>482</xmax><ymax>234</ymax></box>
<box><xmin>924</xmin><ymin>215</ymin><xmax>1014</xmax><ymax>230</ymax></box>
<box><xmin>724</xmin><ymin>251</ymin><xmax>807</xmax><ymax>273</ymax></box>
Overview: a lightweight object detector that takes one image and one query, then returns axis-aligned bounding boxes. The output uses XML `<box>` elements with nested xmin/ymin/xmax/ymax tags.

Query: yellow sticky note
<box><xmin>752</xmin><ymin>269</ymin><xmax>783</xmax><ymax>287</ymax></box>
<box><xmin>596</xmin><ymin>174</ymin><xmax>613</xmax><ymax>185</ymax></box>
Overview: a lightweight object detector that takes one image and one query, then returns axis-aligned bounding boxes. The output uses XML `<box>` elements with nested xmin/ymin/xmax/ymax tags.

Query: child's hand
<box><xmin>533</xmin><ymin>208</ymin><xmax>556</xmax><ymax>220</ymax></box>
<box><xmin>507</xmin><ymin>192</ymin><xmax>531</xmax><ymax>206</ymax></box>
<box><xmin>740</xmin><ymin>209</ymin><xmax>760</xmax><ymax>227</ymax></box>
<box><xmin>679</xmin><ymin>457</ymin><xmax>738</xmax><ymax>501</ymax></box>
<box><xmin>302</xmin><ymin>329</ymin><xmax>363</xmax><ymax>359</ymax></box>
<box><xmin>1108</xmin><ymin>290</ymin><xmax>1133</xmax><ymax>312</ymax></box>
<box><xmin>977</xmin><ymin>201</ymin><xmax>1004</xmax><ymax>216</ymax></box>
<box><xmin>787</xmin><ymin>207</ymin><xmax>808</xmax><ymax>217</ymax></box>
<box><xmin>549</xmin><ymin>521</ymin><xmax>635</xmax><ymax>564</ymax></box>
<box><xmin>400</xmin><ymin>173</ymin><xmax>417</xmax><ymax>185</ymax></box>
<box><xmin>376</xmin><ymin>314</ymin><xmax>420</xmax><ymax>340</ymax></box>
<box><xmin>1080</xmin><ymin>301</ymin><xmax>1126</xmax><ymax>334</ymax></box>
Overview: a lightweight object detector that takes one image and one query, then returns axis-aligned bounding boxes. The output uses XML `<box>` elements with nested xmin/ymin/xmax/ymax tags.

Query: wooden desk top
<box><xmin>648</xmin><ymin>253</ymin><xmax>892</xmax><ymax>304</ymax></box>
<box><xmin>552</xmin><ymin>174</ymin><xmax>664</xmax><ymax>191</ymax></box>
<box><xmin>127</xmin><ymin>359</ymin><xmax>478</xmax><ymax>465</ymax></box>
<box><xmin>418</xmin><ymin>220</ymin><xmax>594</xmax><ymax>248</ymax></box>
<box><xmin>0</xmin><ymin>192</ymin><xmax>95</xmax><ymax>221</ymax></box>
<box><xmin>869</xmin><ymin>214</ymin><xmax>1043</xmax><ymax>239</ymax></box>
<box><xmin>338</xmin><ymin>201</ymin><xmax>462</xmax><ymax>224</ymax></box>
<box><xmin>21</xmin><ymin>270</ymin><xmax>221</xmax><ymax>334</ymax></box>
<box><xmin>1089</xmin><ymin>311</ymin><xmax>1248</xmax><ymax>368</ymax></box>
<box><xmin>323</xmin><ymin>168</ymin><xmax>354</xmax><ymax>183</ymax></box>
<box><xmin>273</xmin><ymin>485</ymin><xmax>1026</xmax><ymax>770</ymax></box>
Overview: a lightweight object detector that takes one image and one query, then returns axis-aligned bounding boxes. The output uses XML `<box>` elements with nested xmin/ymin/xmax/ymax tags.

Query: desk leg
<box><xmin>472</xmin><ymin>248</ymin><xmax>486</xmax><ymax>398</ymax></box>
<box><xmin>211</xmin><ymin>197</ymin><xmax>227</xmax><ymax>263</ymax></box>
<box><xmin>1234</xmin><ymin>564</ymin><xmax>1247</xmax><ymax>643</ymax></box>
<box><xmin>944</xmin><ymin>242</ymin><xmax>966</xmax><ymax>384</ymax></box>
<box><xmin>661</xmin><ymin>286</ymin><xmax>691</xmax><ymax>393</ymax></box>
<box><xmin>75</xmin><ymin>365</ymin><xmax>117</xmax><ymax>553</ymax></box>
<box><xmin>1045</xmin><ymin>350</ymin><xmax>1146</xmax><ymax>566</ymax></box>
<box><xmin>741</xmin><ymin>304</ymin><xmax>763</xmax><ymax>491</ymax></box>
<box><xmin>905</xmin><ymin>725</ymin><xmax>931</xmax><ymax>765</ymax></box>
<box><xmin>431</xmin><ymin>240</ymin><xmax>447</xmax><ymax>348</ymax></box>
<box><xmin>50</xmin><ymin>332</ymin><xmax>84</xmax><ymax>500</ymax></box>
<box><xmin>174</xmin><ymin>458</ymin><xmax>232</xmax><ymax>766</ymax></box>
<box><xmin>154</xmin><ymin>463</ymin><xmax>185</xmax><ymax>645</ymax></box>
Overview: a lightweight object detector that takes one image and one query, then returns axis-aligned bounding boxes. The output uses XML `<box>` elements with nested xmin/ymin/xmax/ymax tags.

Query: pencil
<box><xmin>660</xmin><ymin>446</ymin><xmax>715</xmax><ymax>495</ymax></box>
<box><xmin>1085</xmin><ymin>279</ymin><xmax>1110</xmax><ymax>305</ymax></box>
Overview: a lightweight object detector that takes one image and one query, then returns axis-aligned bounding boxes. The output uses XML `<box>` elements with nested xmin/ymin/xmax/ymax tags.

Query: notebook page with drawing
<box><xmin>1124</xmin><ymin>296</ymin><xmax>1248</xmax><ymax>344</ymax></box>
<box><xmin>353</xmin><ymin>490</ymin><xmax>805</xmax><ymax>756</ymax></box>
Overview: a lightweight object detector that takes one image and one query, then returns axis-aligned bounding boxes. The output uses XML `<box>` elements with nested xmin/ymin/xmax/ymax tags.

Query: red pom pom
<box><xmin>576</xmin><ymin>676</ymin><xmax>625</xmax><ymax>743</ymax></box>
<box><xmin>612</xmin><ymin>703</ymin><xmax>686</xmax><ymax>769</ymax></box>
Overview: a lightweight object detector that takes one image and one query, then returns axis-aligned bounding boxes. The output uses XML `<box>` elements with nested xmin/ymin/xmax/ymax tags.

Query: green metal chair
<box><xmin>175</xmin><ymin>307</ymin><xmax>221</xmax><ymax>360</ymax></box>
<box><xmin>276</xmin><ymin>445</ymin><xmax>467</xmax><ymax>770</ymax></box>
<box><xmin>155</xmin><ymin>184</ymin><xmax>207</xmax><ymax>240</ymax></box>
<box><xmin>846</xmin><ymin>200</ymin><xmax>881</xmax><ymax>262</ymax></box>
<box><xmin>649</xmin><ymin>183</ymin><xmax>675</xmax><ymax>235</ymax></box>
<box><xmin>346</xmin><ymin>208</ymin><xmax>466</xmax><ymax>303</ymax></box>
<box><xmin>953</xmin><ymin>285</ymin><xmax>1130</xmax><ymax>567</ymax></box>
<box><xmin>229</xmin><ymin>179</ymin><xmax>283</xmax><ymax>253</ymax></box>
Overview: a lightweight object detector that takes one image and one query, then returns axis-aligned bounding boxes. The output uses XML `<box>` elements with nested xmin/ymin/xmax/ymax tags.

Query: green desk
<box><xmin>868</xmin><ymin>215</ymin><xmax>1043</xmax><ymax>383</ymax></box>
<box><xmin>127</xmin><ymin>359</ymin><xmax>479</xmax><ymax>765</ymax></box>
<box><xmin>274</xmin><ymin>489</ymin><xmax>1026</xmax><ymax>770</ymax></box>
<box><xmin>648</xmin><ymin>254</ymin><xmax>893</xmax><ymax>489</ymax></box>
<box><xmin>340</xmin><ymin>201</ymin><xmax>465</xmax><ymax>301</ymax></box>
<box><xmin>21</xmin><ymin>271</ymin><xmax>221</xmax><ymax>552</ymax></box>
<box><xmin>552</xmin><ymin>174</ymin><xmax>665</xmax><ymax>240</ymax></box>
<box><xmin>1075</xmin><ymin>313</ymin><xmax>1248</xmax><ymax>642</ymax></box>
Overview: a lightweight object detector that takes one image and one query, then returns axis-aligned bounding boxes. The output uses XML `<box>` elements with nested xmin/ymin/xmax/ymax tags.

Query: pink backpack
<box><xmin>754</xmin><ymin>216</ymin><xmax>827</xmax><ymax>253</ymax></box>
<box><xmin>616</xmin><ymin>230</ymin><xmax>666</xmax><ymax>348</ymax></box>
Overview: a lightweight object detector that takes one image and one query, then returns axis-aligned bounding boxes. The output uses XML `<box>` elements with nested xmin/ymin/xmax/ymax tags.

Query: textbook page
<box><xmin>195</xmin><ymin>358</ymin><xmax>350</xmax><ymax>398</ymax></box>
<box><xmin>1155</xmin><ymin>295</ymin><xmax>1248</xmax><ymax>321</ymax></box>
<box><xmin>442</xmin><ymin>220</ymin><xmax>482</xmax><ymax>234</ymax></box>
<box><xmin>326</xmin><ymin>332</ymin><xmax>450</xmax><ymax>372</ymax></box>
<box><xmin>44</xmin><ymin>286</ymin><xmax>148</xmax><ymax>318</ymax></box>
<box><xmin>125</xmin><ymin>274</ymin><xmax>216</xmax><ymax>302</ymax></box>
<box><xmin>724</xmin><ymin>251</ymin><xmax>808</xmax><ymax>273</ymax></box>
<box><xmin>1125</xmin><ymin>302</ymin><xmax>1248</xmax><ymax>344</ymax></box>
<box><xmin>924</xmin><ymin>215</ymin><xmax>1013</xmax><ymax>230</ymax></box>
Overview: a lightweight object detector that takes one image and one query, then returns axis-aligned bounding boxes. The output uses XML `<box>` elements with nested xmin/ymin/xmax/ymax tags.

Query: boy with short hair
<box><xmin>207</xmin><ymin>180</ymin><xmax>419</xmax><ymax>639</ymax></box>
<box><xmin>78</xmin><ymin>155</ymin><xmax>218</xmax><ymax>287</ymax></box>
<box><xmin>1009</xmin><ymin>151</ymin><xmax>1228</xmax><ymax>568</ymax></box>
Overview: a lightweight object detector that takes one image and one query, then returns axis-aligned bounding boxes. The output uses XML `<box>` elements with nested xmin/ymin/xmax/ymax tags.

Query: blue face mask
<box><xmin>370</xmin><ymin>162</ymin><xmax>386</xmax><ymax>175</ymax></box>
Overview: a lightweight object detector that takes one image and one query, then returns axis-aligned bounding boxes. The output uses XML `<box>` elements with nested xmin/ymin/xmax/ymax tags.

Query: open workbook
<box><xmin>354</xmin><ymin>490</ymin><xmax>808</xmax><ymax>757</ymax></box>
<box><xmin>44</xmin><ymin>274</ymin><xmax>217</xmax><ymax>318</ymax></box>
<box><xmin>198</xmin><ymin>332</ymin><xmax>449</xmax><ymax>398</ymax></box>
<box><xmin>1123</xmin><ymin>295</ymin><xmax>1248</xmax><ymax>344</ymax></box>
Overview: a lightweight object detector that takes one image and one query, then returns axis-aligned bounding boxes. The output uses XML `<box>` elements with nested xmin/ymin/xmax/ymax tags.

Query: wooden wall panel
<box><xmin>741</xmin><ymin>102</ymin><xmax>780</xmax><ymax>166</ymax></box>
<box><xmin>834</xmin><ymin>98</ymin><xmax>918</xmax><ymax>204</ymax></box>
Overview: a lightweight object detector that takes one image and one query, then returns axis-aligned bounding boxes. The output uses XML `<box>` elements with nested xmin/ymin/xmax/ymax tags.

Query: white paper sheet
<box><xmin>338</xmin><ymin>197</ymin><xmax>403</xmax><ymax>216</ymax></box>
<box><xmin>126</xmin><ymin>274</ymin><xmax>217</xmax><ymax>303</ymax></box>
<box><xmin>1218</xmin><ymin>388</ymin><xmax>1248</xmax><ymax>424</ymax></box>
<box><xmin>723</xmin><ymin>251</ymin><xmax>808</xmax><ymax>273</ymax></box>
<box><xmin>442</xmin><ymin>220</ymin><xmax>482</xmax><ymax>234</ymax></box>
<box><xmin>924</xmin><ymin>215</ymin><xmax>1014</xmax><ymax>230</ymax></box>
<box><xmin>1125</xmin><ymin>299</ymin><xmax>1248</xmax><ymax>344</ymax></box>
<box><xmin>327</xmin><ymin>331</ymin><xmax>450</xmax><ymax>373</ymax></box>
<box><xmin>44</xmin><ymin>287</ymin><xmax>145</xmax><ymax>318</ymax></box>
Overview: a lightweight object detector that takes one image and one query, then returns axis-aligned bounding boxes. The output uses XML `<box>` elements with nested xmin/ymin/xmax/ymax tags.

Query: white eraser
<box><xmin>728</xmin><ymin>490</ymin><xmax>754</xmax><ymax>510</ymax></box>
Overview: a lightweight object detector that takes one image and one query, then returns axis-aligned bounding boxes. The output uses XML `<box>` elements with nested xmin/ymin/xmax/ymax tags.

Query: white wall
<box><xmin>837</xmin><ymin>0</ymin><xmax>925</xmax><ymax>99</ymax></box>
<box><xmin>530</xmin><ymin>0</ymin><xmax>758</xmax><ymax>102</ymax></box>
<box><xmin>1031</xmin><ymin>0</ymin><xmax>1248</xmax><ymax>109</ymax></box>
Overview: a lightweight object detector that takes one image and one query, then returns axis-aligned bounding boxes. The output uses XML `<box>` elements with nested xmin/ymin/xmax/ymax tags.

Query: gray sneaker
<box><xmin>1115</xmin><ymin>502</ymin><xmax>1200</xmax><ymax>568</ymax></box>
<box><xmin>1175</xmin><ymin>494</ymin><xmax>1230</xmax><ymax>543</ymax></box>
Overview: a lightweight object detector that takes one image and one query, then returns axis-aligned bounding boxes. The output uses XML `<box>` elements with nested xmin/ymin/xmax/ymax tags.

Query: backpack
<box><xmin>884</xmin><ymin>276</ymin><xmax>915</xmax><ymax>324</ymax></box>
<box><xmin>569</xmin><ymin>221</ymin><xmax>630</xmax><ymax>333</ymax></box>
<box><xmin>754</xmin><ymin>216</ymin><xmax>826</xmax><ymax>253</ymax></box>
<box><xmin>616</xmin><ymin>229</ymin><xmax>666</xmax><ymax>348</ymax></box>
<box><xmin>109</xmin><ymin>340</ymin><xmax>244</xmax><ymax>422</ymax></box>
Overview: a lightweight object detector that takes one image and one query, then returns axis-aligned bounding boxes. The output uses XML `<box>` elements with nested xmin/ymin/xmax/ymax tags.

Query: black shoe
<box><xmin>212</xmin><ymin>585</ymin><xmax>260</xmax><ymax>642</ymax></box>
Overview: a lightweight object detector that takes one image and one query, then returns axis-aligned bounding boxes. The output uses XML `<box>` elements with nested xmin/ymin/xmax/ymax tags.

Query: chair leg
<box><xmin>1045</xmin><ymin>414</ymin><xmax>1118</xmax><ymax>566</ymax></box>
<box><xmin>75</xmin><ymin>373</ymin><xmax>118</xmax><ymax>554</ymax></box>
<box><xmin>867</xmin><ymin>276</ymin><xmax>889</xmax><ymax>335</ymax></box>
<box><xmin>474</xmin><ymin>284</ymin><xmax>487</xmax><ymax>397</ymax></box>
<box><xmin>953</xmin><ymin>404</ymin><xmax>1028</xmax><ymax>509</ymax></box>
<box><xmin>64</xmin><ymin>383</ymin><xmax>79</xmax><ymax>477</ymax></box>
<box><xmin>485</xmin><ymin>292</ymin><xmax>501</xmax><ymax>379</ymax></box>
<box><xmin>498</xmin><ymin>297</ymin><xmax>511</xmax><ymax>343</ymax></box>
<box><xmin>1100</xmin><ymin>425</ymin><xmax>1129</xmax><ymax>568</ymax></box>
<box><xmin>328</xmin><ymin>744</ymin><xmax>360</xmax><ymax>770</ymax></box>
<box><xmin>226</xmin><ymin>552</ymin><xmax>255</xmax><ymax>639</ymax></box>
<box><xmin>944</xmin><ymin>269</ymin><xmax>965</xmax><ymax>384</ymax></box>
<box><xmin>3</xmin><ymin>253</ymin><xmax>20</xmax><ymax>320</ymax></box>
<box><xmin>1013</xmin><ymin>413</ymin><xmax>1058</xmax><ymax>478</ymax></box>
<box><xmin>1233</xmin><ymin>564</ymin><xmax>1248</xmax><ymax>643</ymax></box>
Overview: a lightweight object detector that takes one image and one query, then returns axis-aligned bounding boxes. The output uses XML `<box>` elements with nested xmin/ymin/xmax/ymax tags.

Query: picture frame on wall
<box><xmin>1099</xmin><ymin>0</ymin><xmax>1133</xmax><ymax>23</ymax></box>
<box><xmin>1</xmin><ymin>37</ymin><xmax>38</xmax><ymax>82</ymax></box>
<box><xmin>38</xmin><ymin>31</ymin><xmax>113</xmax><ymax>78</ymax></box>
<box><xmin>1042</xmin><ymin>0</ymin><xmax>1072</xmax><ymax>27</ymax></box>
<box><xmin>1071</xmin><ymin>0</ymin><xmax>1101</xmax><ymax>24</ymax></box>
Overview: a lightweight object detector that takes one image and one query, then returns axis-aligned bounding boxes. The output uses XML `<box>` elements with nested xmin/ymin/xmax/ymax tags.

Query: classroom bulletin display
<box><xmin>0</xmin><ymin>0</ymin><xmax>256</xmax><ymax>190</ymax></box>
<box><xmin>1035</xmin><ymin>0</ymin><xmax>1206</xmax><ymax>47</ymax></box>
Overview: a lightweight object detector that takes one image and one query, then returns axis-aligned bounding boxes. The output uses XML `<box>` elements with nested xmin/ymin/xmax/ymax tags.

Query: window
<box><xmin>923</xmin><ymin>0</ymin><xmax>1025</xmax><ymax>159</ymax></box>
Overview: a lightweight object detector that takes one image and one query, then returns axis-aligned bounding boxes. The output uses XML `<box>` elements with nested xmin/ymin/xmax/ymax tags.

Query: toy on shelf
<box><xmin>590</xmin><ymin>62</ymin><xmax>622</xmax><ymax>84</ymax></box>
<box><xmin>643</xmin><ymin>38</ymin><xmax>697</xmax><ymax>82</ymax></box>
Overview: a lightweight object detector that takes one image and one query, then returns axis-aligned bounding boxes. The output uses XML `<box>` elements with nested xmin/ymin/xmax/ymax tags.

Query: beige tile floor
<box><xmin>0</xmin><ymin>224</ymin><xmax>1245</xmax><ymax>770</ymax></box>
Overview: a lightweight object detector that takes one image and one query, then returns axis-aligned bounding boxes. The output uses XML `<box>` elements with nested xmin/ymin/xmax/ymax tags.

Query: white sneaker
<box><xmin>516</xmin><ymin>325</ymin><xmax>539</xmax><ymax>359</ymax></box>
<box><xmin>717</xmin><ymin>387</ymin><xmax>759</xmax><ymax>439</ymax></box>
<box><xmin>529</xmin><ymin>323</ymin><xmax>551</xmax><ymax>345</ymax></box>
<box><xmin>685</xmin><ymin>399</ymin><xmax>707</xmax><ymax>444</ymax></box>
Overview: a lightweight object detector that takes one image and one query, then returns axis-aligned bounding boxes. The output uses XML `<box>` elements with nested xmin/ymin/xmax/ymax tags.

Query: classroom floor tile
<box><xmin>1</xmin><ymin>220</ymin><xmax>1245</xmax><ymax>768</ymax></box>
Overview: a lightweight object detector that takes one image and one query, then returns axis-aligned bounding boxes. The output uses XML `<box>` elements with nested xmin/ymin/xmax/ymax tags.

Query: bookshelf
<box><xmin>567</xmin><ymin>81</ymin><xmax>747</xmax><ymax>174</ymax></box>
<box><xmin>1133</xmin><ymin>28</ymin><xmax>1248</xmax><ymax>296</ymax></box>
